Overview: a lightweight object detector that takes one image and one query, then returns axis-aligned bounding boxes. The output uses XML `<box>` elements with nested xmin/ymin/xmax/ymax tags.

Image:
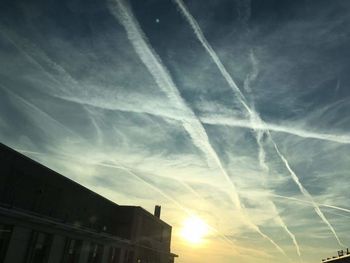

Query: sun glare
<box><xmin>181</xmin><ymin>216</ymin><xmax>209</xmax><ymax>244</ymax></box>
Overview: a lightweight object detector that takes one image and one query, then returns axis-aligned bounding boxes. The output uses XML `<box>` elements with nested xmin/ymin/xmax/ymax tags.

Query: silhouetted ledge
<box><xmin>322</xmin><ymin>249</ymin><xmax>350</xmax><ymax>263</ymax></box>
<box><xmin>0</xmin><ymin>142</ymin><xmax>178</xmax><ymax>263</ymax></box>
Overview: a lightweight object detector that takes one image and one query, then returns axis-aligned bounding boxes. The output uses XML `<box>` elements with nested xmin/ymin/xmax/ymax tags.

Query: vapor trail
<box><xmin>174</xmin><ymin>0</ymin><xmax>291</xmax><ymax>254</ymax></box>
<box><xmin>173</xmin><ymin>0</ymin><xmax>343</xmax><ymax>248</ymax></box>
<box><xmin>200</xmin><ymin>116</ymin><xmax>350</xmax><ymax>145</ymax></box>
<box><xmin>245</xmin><ymin>51</ymin><xmax>302</xmax><ymax>258</ymax></box>
<box><xmin>0</xmin><ymin>25</ymin><xmax>75</xmax><ymax>95</ymax></box>
<box><xmin>3</xmin><ymin>87</ymin><xmax>271</xmax><ymax>259</ymax></box>
<box><xmin>272</xmin><ymin>194</ymin><xmax>350</xmax><ymax>214</ymax></box>
<box><xmin>0</xmin><ymin>85</ymin><xmax>79</xmax><ymax>139</ymax></box>
<box><xmin>255</xmin><ymin>123</ymin><xmax>301</xmax><ymax>257</ymax></box>
<box><xmin>177</xmin><ymin>179</ymin><xmax>289</xmax><ymax>257</ymax></box>
<box><xmin>15</xmin><ymin>147</ymin><xmax>239</xmax><ymax>251</ymax></box>
<box><xmin>272</xmin><ymin>141</ymin><xmax>345</xmax><ymax>247</ymax></box>
<box><xmin>1</xmin><ymin>50</ymin><xmax>248</xmax><ymax>255</ymax></box>
<box><xmin>77</xmin><ymin>161</ymin><xmax>281</xmax><ymax>259</ymax></box>
<box><xmin>108</xmin><ymin>0</ymin><xmax>287</xmax><ymax>256</ymax></box>
<box><xmin>0</xmin><ymin>30</ymin><xmax>62</xmax><ymax>92</ymax></box>
<box><xmin>324</xmin><ymin>210</ymin><xmax>350</xmax><ymax>220</ymax></box>
<box><xmin>0</xmin><ymin>31</ymin><xmax>251</xmax><ymax>254</ymax></box>
<box><xmin>14</xmin><ymin>147</ymin><xmax>273</xmax><ymax>258</ymax></box>
<box><xmin>60</xmin><ymin>95</ymin><xmax>350</xmax><ymax>145</ymax></box>
<box><xmin>275</xmin><ymin>210</ymin><xmax>301</xmax><ymax>256</ymax></box>
<box><xmin>108</xmin><ymin>0</ymin><xmax>242</xmax><ymax>206</ymax></box>
<box><xmin>0</xmin><ymin>26</ymin><xmax>104</xmax><ymax>145</ymax></box>
<box><xmin>173</xmin><ymin>0</ymin><xmax>252</xmax><ymax>115</ymax></box>
<box><xmin>114</xmin><ymin>167</ymin><xmax>242</xmax><ymax>254</ymax></box>
<box><xmin>251</xmin><ymin>223</ymin><xmax>288</xmax><ymax>256</ymax></box>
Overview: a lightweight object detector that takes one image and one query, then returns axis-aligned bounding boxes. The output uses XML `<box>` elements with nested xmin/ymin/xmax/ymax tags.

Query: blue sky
<box><xmin>1</xmin><ymin>0</ymin><xmax>350</xmax><ymax>262</ymax></box>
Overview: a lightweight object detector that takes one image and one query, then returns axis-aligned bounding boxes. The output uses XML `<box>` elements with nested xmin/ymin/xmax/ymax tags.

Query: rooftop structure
<box><xmin>322</xmin><ymin>249</ymin><xmax>350</xmax><ymax>263</ymax></box>
<box><xmin>0</xmin><ymin>143</ymin><xmax>178</xmax><ymax>263</ymax></box>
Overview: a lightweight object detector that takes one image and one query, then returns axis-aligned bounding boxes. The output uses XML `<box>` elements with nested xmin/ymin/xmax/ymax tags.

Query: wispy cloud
<box><xmin>272</xmin><ymin>194</ymin><xmax>350</xmax><ymax>214</ymax></box>
<box><xmin>200</xmin><ymin>115</ymin><xmax>350</xmax><ymax>145</ymax></box>
<box><xmin>1</xmin><ymin>0</ymin><xmax>350</xmax><ymax>262</ymax></box>
<box><xmin>108</xmin><ymin>0</ymin><xmax>289</xmax><ymax>257</ymax></box>
<box><xmin>173</xmin><ymin>0</ymin><xmax>302</xmax><ymax>257</ymax></box>
<box><xmin>173</xmin><ymin>0</ymin><xmax>345</xmax><ymax>254</ymax></box>
<box><xmin>107</xmin><ymin>0</ymin><xmax>243</xmax><ymax>203</ymax></box>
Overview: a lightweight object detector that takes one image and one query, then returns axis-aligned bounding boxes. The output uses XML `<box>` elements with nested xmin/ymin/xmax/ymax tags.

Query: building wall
<box><xmin>0</xmin><ymin>143</ymin><xmax>176</xmax><ymax>263</ymax></box>
<box><xmin>0</xmin><ymin>209</ymin><xmax>130</xmax><ymax>263</ymax></box>
<box><xmin>0</xmin><ymin>144</ymin><xmax>134</xmax><ymax>239</ymax></box>
<box><xmin>115</xmin><ymin>206</ymin><xmax>173</xmax><ymax>263</ymax></box>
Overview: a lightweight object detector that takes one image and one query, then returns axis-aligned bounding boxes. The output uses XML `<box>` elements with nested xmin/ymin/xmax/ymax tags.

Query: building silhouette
<box><xmin>0</xmin><ymin>143</ymin><xmax>178</xmax><ymax>263</ymax></box>
<box><xmin>322</xmin><ymin>249</ymin><xmax>350</xmax><ymax>263</ymax></box>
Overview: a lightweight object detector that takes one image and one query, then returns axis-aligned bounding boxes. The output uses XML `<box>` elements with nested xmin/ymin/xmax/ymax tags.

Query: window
<box><xmin>61</xmin><ymin>238</ymin><xmax>82</xmax><ymax>263</ymax></box>
<box><xmin>26</xmin><ymin>231</ymin><xmax>52</xmax><ymax>263</ymax></box>
<box><xmin>87</xmin><ymin>243</ymin><xmax>103</xmax><ymax>263</ymax></box>
<box><xmin>108</xmin><ymin>247</ymin><xmax>121</xmax><ymax>263</ymax></box>
<box><xmin>0</xmin><ymin>224</ymin><xmax>12</xmax><ymax>262</ymax></box>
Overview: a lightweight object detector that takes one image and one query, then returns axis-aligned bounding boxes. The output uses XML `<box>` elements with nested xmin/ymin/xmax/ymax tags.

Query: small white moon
<box><xmin>156</xmin><ymin>18</ymin><xmax>160</xmax><ymax>23</ymax></box>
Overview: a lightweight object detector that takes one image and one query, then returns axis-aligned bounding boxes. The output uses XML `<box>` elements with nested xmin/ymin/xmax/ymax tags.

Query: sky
<box><xmin>1</xmin><ymin>0</ymin><xmax>350</xmax><ymax>262</ymax></box>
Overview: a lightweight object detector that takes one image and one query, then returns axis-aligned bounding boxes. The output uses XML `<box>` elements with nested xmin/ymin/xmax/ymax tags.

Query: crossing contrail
<box><xmin>173</xmin><ymin>0</ymin><xmax>252</xmax><ymax>115</ymax></box>
<box><xmin>108</xmin><ymin>0</ymin><xmax>288</xmax><ymax>256</ymax></box>
<box><xmin>107</xmin><ymin>0</ymin><xmax>241</xmax><ymax>208</ymax></box>
<box><xmin>0</xmin><ymin>21</ymin><xmax>276</xmax><ymax>256</ymax></box>
<box><xmin>255</xmin><ymin>122</ymin><xmax>301</xmax><ymax>257</ymax></box>
<box><xmin>272</xmin><ymin>141</ymin><xmax>345</xmax><ymax>247</ymax></box>
<box><xmin>13</xmin><ymin>147</ymin><xmax>273</xmax><ymax>258</ymax></box>
<box><xmin>200</xmin><ymin>115</ymin><xmax>350</xmax><ymax>145</ymax></box>
<box><xmin>172</xmin><ymin>0</ymin><xmax>344</xmax><ymax>250</ymax></box>
<box><xmin>0</xmin><ymin>25</ymin><xmax>105</xmax><ymax>146</ymax></box>
<box><xmin>272</xmin><ymin>194</ymin><xmax>350</xmax><ymax>214</ymax></box>
<box><xmin>243</xmin><ymin>50</ymin><xmax>301</xmax><ymax>257</ymax></box>
<box><xmin>108</xmin><ymin>0</ymin><xmax>243</xmax><ymax>206</ymax></box>
<box><xmin>173</xmin><ymin>0</ymin><xmax>298</xmax><ymax>255</ymax></box>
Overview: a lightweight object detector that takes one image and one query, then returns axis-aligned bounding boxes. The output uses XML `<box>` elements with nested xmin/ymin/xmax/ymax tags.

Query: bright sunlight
<box><xmin>181</xmin><ymin>216</ymin><xmax>209</xmax><ymax>244</ymax></box>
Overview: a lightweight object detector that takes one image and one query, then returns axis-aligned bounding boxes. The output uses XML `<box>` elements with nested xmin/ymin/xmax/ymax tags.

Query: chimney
<box><xmin>154</xmin><ymin>205</ymin><xmax>161</xmax><ymax>218</ymax></box>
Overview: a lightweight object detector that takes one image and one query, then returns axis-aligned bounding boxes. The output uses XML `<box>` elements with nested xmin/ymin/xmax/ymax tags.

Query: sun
<box><xmin>181</xmin><ymin>216</ymin><xmax>209</xmax><ymax>244</ymax></box>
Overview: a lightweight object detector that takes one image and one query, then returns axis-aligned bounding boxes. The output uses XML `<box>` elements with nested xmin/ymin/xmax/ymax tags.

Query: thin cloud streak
<box><xmin>272</xmin><ymin>141</ymin><xmax>345</xmax><ymax>247</ymax></box>
<box><xmin>0</xmin><ymin>85</ymin><xmax>78</xmax><ymax>139</ymax></box>
<box><xmin>3</xmin><ymin>91</ymin><xmax>278</xmax><ymax>259</ymax></box>
<box><xmin>255</xmin><ymin>122</ymin><xmax>301</xmax><ymax>258</ymax></box>
<box><xmin>275</xmin><ymin>211</ymin><xmax>301</xmax><ymax>257</ymax></box>
<box><xmin>0</xmin><ymin>26</ymin><xmax>106</xmax><ymax>146</ymax></box>
<box><xmin>1</xmin><ymin>1</ymin><xmax>349</xmax><ymax>262</ymax></box>
<box><xmin>14</xmin><ymin>147</ymin><xmax>276</xmax><ymax>259</ymax></box>
<box><xmin>61</xmin><ymin>94</ymin><xmax>350</xmax><ymax>146</ymax></box>
<box><xmin>272</xmin><ymin>194</ymin><xmax>350</xmax><ymax>214</ymax></box>
<box><xmin>0</xmin><ymin>25</ymin><xmax>74</xmax><ymax>96</ymax></box>
<box><xmin>107</xmin><ymin>0</ymin><xmax>243</xmax><ymax>207</ymax></box>
<box><xmin>58</xmin><ymin>94</ymin><xmax>350</xmax><ymax>146</ymax></box>
<box><xmin>173</xmin><ymin>0</ymin><xmax>300</xmax><ymax>256</ymax></box>
<box><xmin>245</xmin><ymin>50</ymin><xmax>301</xmax><ymax>258</ymax></box>
<box><xmin>201</xmin><ymin>116</ymin><xmax>350</xmax><ymax>145</ymax></box>
<box><xmin>108</xmin><ymin>0</ymin><xmax>288</xmax><ymax>257</ymax></box>
<box><xmin>173</xmin><ymin>0</ymin><xmax>344</xmax><ymax>249</ymax></box>
<box><xmin>173</xmin><ymin>0</ymin><xmax>252</xmax><ymax>115</ymax></box>
<box><xmin>79</xmin><ymin>165</ymin><xmax>281</xmax><ymax>259</ymax></box>
<box><xmin>176</xmin><ymin>179</ymin><xmax>287</xmax><ymax>258</ymax></box>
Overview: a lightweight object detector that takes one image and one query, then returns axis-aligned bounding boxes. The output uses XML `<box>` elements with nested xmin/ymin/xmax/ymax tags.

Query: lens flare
<box><xmin>181</xmin><ymin>216</ymin><xmax>208</xmax><ymax>244</ymax></box>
